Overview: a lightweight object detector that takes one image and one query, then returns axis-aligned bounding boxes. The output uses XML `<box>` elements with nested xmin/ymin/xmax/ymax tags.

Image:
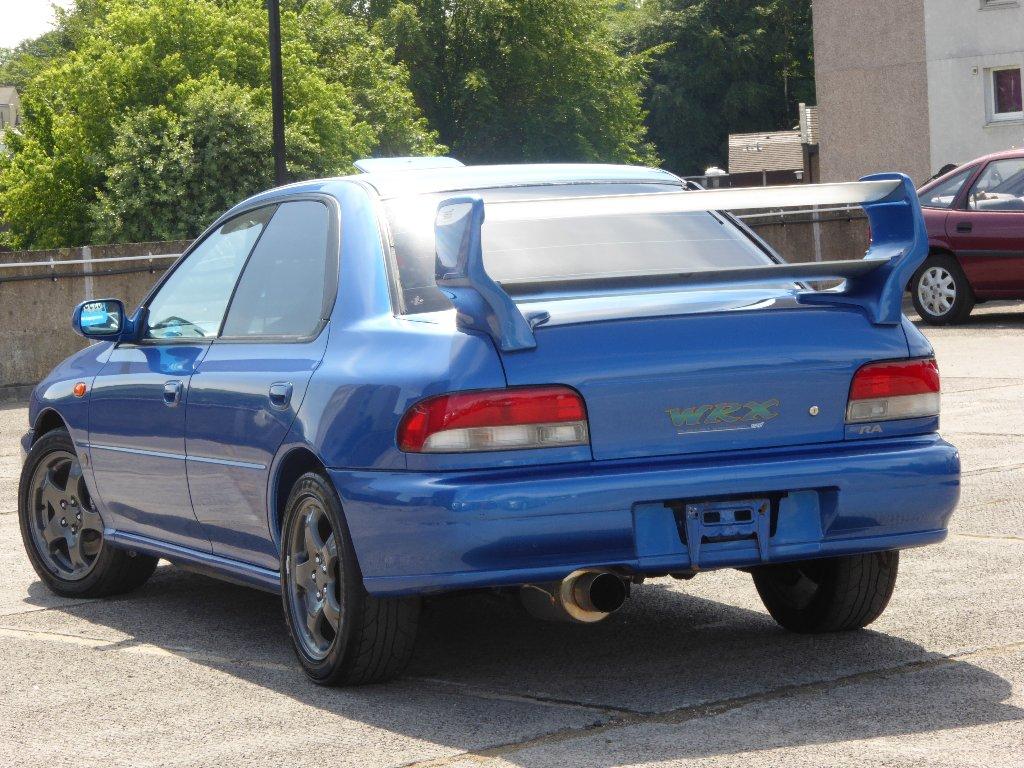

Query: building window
<box><xmin>988</xmin><ymin>67</ymin><xmax>1023</xmax><ymax>121</ymax></box>
<box><xmin>980</xmin><ymin>0</ymin><xmax>1019</xmax><ymax>8</ymax></box>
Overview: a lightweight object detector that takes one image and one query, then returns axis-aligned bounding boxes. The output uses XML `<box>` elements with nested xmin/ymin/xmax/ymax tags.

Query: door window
<box><xmin>220</xmin><ymin>200</ymin><xmax>332</xmax><ymax>339</ymax></box>
<box><xmin>967</xmin><ymin>158</ymin><xmax>1024</xmax><ymax>211</ymax></box>
<box><xmin>145</xmin><ymin>207</ymin><xmax>276</xmax><ymax>339</ymax></box>
<box><xmin>918</xmin><ymin>167</ymin><xmax>973</xmax><ymax>209</ymax></box>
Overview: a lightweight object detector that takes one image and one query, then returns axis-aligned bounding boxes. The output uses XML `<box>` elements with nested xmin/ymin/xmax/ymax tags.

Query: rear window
<box><xmin>384</xmin><ymin>183</ymin><xmax>776</xmax><ymax>313</ymax></box>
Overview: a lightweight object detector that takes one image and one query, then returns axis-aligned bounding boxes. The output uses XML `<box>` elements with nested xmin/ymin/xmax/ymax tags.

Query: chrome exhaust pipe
<box><xmin>520</xmin><ymin>569</ymin><xmax>628</xmax><ymax>623</ymax></box>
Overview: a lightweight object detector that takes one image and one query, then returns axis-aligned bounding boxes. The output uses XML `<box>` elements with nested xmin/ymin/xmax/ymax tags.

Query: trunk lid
<box><xmin>499</xmin><ymin>293</ymin><xmax>910</xmax><ymax>461</ymax></box>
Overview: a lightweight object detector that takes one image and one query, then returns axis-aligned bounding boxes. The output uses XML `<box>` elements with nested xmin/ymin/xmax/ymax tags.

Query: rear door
<box><xmin>89</xmin><ymin>209</ymin><xmax>273</xmax><ymax>549</ymax></box>
<box><xmin>946</xmin><ymin>157</ymin><xmax>1024</xmax><ymax>294</ymax></box>
<box><xmin>186</xmin><ymin>199</ymin><xmax>337</xmax><ymax>569</ymax></box>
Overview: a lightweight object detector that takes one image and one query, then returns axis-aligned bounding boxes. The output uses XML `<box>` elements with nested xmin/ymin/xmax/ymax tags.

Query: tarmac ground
<box><xmin>1</xmin><ymin>301</ymin><xmax>1022</xmax><ymax>767</ymax></box>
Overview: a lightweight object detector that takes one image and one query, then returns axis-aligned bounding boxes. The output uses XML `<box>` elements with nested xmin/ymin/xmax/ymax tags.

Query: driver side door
<box><xmin>87</xmin><ymin>207</ymin><xmax>276</xmax><ymax>550</ymax></box>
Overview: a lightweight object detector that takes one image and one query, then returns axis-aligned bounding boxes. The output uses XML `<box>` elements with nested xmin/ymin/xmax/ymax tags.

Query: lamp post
<box><xmin>266</xmin><ymin>0</ymin><xmax>287</xmax><ymax>186</ymax></box>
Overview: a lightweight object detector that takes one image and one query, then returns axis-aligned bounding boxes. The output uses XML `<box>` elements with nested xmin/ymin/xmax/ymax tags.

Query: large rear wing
<box><xmin>433</xmin><ymin>173</ymin><xmax>926</xmax><ymax>352</ymax></box>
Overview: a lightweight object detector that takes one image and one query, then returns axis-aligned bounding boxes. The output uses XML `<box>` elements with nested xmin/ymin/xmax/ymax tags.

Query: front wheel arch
<box><xmin>32</xmin><ymin>408</ymin><xmax>68</xmax><ymax>444</ymax></box>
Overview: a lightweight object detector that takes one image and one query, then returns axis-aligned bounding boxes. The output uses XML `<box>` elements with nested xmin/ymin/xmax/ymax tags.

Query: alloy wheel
<box><xmin>285</xmin><ymin>500</ymin><xmax>342</xmax><ymax>660</ymax></box>
<box><xmin>27</xmin><ymin>450</ymin><xmax>103</xmax><ymax>580</ymax></box>
<box><xmin>918</xmin><ymin>266</ymin><xmax>956</xmax><ymax>317</ymax></box>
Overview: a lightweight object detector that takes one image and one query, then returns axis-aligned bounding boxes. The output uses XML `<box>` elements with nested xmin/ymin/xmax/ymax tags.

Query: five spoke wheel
<box><xmin>286</xmin><ymin>501</ymin><xmax>341</xmax><ymax>660</ymax></box>
<box><xmin>28</xmin><ymin>450</ymin><xmax>103</xmax><ymax>580</ymax></box>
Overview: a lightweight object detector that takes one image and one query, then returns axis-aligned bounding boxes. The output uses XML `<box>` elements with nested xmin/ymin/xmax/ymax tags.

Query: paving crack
<box><xmin>398</xmin><ymin>640</ymin><xmax>1024</xmax><ymax>768</ymax></box>
<box><xmin>954</xmin><ymin>531</ymin><xmax>1024</xmax><ymax>543</ymax></box>
<box><xmin>943</xmin><ymin>383</ymin><xmax>1024</xmax><ymax>396</ymax></box>
<box><xmin>406</xmin><ymin>676</ymin><xmax>643</xmax><ymax>717</ymax></box>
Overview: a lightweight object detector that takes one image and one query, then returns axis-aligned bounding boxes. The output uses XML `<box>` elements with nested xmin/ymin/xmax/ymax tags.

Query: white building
<box><xmin>0</xmin><ymin>86</ymin><xmax>20</xmax><ymax>132</ymax></box>
<box><xmin>814</xmin><ymin>0</ymin><xmax>1024</xmax><ymax>184</ymax></box>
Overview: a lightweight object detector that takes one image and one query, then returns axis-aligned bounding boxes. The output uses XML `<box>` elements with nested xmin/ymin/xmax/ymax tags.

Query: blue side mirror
<box><xmin>72</xmin><ymin>299</ymin><xmax>125</xmax><ymax>340</ymax></box>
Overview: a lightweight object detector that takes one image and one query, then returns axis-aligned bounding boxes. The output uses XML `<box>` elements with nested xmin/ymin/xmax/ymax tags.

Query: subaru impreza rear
<box><xmin>334</xmin><ymin>164</ymin><xmax>959</xmax><ymax>635</ymax></box>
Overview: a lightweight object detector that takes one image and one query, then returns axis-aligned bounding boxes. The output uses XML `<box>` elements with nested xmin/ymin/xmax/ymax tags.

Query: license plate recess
<box><xmin>678</xmin><ymin>497</ymin><xmax>771</xmax><ymax>570</ymax></box>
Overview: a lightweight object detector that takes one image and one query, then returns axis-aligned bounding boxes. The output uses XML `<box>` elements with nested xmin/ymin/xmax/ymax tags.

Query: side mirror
<box><xmin>72</xmin><ymin>299</ymin><xmax>125</xmax><ymax>340</ymax></box>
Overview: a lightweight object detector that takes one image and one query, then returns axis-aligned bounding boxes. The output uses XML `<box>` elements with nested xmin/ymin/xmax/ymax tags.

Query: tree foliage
<box><xmin>364</xmin><ymin>0</ymin><xmax>657</xmax><ymax>165</ymax></box>
<box><xmin>622</xmin><ymin>0</ymin><xmax>814</xmax><ymax>175</ymax></box>
<box><xmin>0</xmin><ymin>0</ymin><xmax>442</xmax><ymax>248</ymax></box>
<box><xmin>0</xmin><ymin>0</ymin><xmax>814</xmax><ymax>248</ymax></box>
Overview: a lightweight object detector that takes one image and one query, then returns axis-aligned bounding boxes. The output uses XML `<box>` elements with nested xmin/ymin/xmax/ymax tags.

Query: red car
<box><xmin>912</xmin><ymin>149</ymin><xmax>1024</xmax><ymax>324</ymax></box>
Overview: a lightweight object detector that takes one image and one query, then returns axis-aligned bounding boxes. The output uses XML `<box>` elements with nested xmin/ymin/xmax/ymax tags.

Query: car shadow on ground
<box><xmin>19</xmin><ymin>565</ymin><xmax>1024</xmax><ymax>764</ymax></box>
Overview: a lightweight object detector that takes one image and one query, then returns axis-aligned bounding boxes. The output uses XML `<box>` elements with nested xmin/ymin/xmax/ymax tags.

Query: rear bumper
<box><xmin>329</xmin><ymin>434</ymin><xmax>960</xmax><ymax>596</ymax></box>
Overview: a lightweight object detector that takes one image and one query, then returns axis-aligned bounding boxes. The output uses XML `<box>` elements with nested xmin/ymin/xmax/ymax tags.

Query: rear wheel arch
<box><xmin>271</xmin><ymin>447</ymin><xmax>329</xmax><ymax>541</ymax></box>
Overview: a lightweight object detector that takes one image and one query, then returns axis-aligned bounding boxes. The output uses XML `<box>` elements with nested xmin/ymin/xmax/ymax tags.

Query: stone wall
<box><xmin>0</xmin><ymin>242</ymin><xmax>187</xmax><ymax>400</ymax></box>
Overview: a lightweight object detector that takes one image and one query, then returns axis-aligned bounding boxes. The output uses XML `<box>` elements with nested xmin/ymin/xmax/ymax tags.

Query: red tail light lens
<box><xmin>847</xmin><ymin>357</ymin><xmax>940</xmax><ymax>423</ymax></box>
<box><xmin>398</xmin><ymin>386</ymin><xmax>589</xmax><ymax>453</ymax></box>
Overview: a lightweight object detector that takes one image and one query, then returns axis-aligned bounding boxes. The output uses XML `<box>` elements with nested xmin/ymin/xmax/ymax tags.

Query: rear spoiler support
<box><xmin>433</xmin><ymin>196</ymin><xmax>537</xmax><ymax>351</ymax></box>
<box><xmin>434</xmin><ymin>173</ymin><xmax>927</xmax><ymax>351</ymax></box>
<box><xmin>800</xmin><ymin>173</ymin><xmax>928</xmax><ymax>325</ymax></box>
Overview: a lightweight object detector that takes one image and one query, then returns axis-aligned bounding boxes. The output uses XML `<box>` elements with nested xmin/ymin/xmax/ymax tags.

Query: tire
<box><xmin>18</xmin><ymin>428</ymin><xmax>158</xmax><ymax>598</ymax></box>
<box><xmin>280</xmin><ymin>472</ymin><xmax>419</xmax><ymax>685</ymax></box>
<box><xmin>911</xmin><ymin>255</ymin><xmax>975</xmax><ymax>325</ymax></box>
<box><xmin>751</xmin><ymin>551</ymin><xmax>899</xmax><ymax>633</ymax></box>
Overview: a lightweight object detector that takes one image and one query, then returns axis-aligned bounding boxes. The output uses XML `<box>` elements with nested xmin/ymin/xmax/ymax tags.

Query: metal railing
<box><xmin>0</xmin><ymin>202</ymin><xmax>867</xmax><ymax>278</ymax></box>
<box><xmin>0</xmin><ymin>252</ymin><xmax>181</xmax><ymax>269</ymax></box>
<box><xmin>0</xmin><ymin>252</ymin><xmax>181</xmax><ymax>285</ymax></box>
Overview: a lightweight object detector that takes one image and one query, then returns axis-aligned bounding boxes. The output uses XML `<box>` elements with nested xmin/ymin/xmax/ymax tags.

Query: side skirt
<box><xmin>104</xmin><ymin>530</ymin><xmax>281</xmax><ymax>594</ymax></box>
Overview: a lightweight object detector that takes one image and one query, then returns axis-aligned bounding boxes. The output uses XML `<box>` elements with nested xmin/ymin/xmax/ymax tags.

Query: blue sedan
<box><xmin>19</xmin><ymin>159</ymin><xmax>959</xmax><ymax>685</ymax></box>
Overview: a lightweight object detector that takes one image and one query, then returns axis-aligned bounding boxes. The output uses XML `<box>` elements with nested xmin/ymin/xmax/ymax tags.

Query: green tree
<box><xmin>622</xmin><ymin>0</ymin><xmax>814</xmax><ymax>175</ymax></box>
<box><xmin>366</xmin><ymin>0</ymin><xmax>657</xmax><ymax>165</ymax></box>
<box><xmin>0</xmin><ymin>0</ymin><xmax>443</xmax><ymax>248</ymax></box>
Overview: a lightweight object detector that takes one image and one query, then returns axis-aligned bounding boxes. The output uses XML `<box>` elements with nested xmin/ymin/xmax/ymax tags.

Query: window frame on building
<box><xmin>987</xmin><ymin>65</ymin><xmax>1024</xmax><ymax>123</ymax></box>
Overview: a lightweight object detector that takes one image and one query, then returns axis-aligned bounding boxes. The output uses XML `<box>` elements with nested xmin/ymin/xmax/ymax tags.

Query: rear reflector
<box><xmin>398</xmin><ymin>386</ymin><xmax>590</xmax><ymax>453</ymax></box>
<box><xmin>847</xmin><ymin>357</ymin><xmax>940</xmax><ymax>423</ymax></box>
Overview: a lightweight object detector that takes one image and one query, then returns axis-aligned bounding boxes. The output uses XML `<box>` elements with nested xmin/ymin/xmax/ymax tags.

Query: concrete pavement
<box><xmin>1</xmin><ymin>303</ymin><xmax>1022</xmax><ymax>767</ymax></box>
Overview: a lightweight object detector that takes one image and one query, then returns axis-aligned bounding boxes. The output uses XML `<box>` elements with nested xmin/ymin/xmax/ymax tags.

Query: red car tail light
<box><xmin>847</xmin><ymin>357</ymin><xmax>940</xmax><ymax>423</ymax></box>
<box><xmin>398</xmin><ymin>386</ymin><xmax>590</xmax><ymax>453</ymax></box>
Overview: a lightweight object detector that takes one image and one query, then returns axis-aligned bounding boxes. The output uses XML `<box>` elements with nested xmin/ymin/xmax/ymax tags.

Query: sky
<box><xmin>0</xmin><ymin>1</ymin><xmax>75</xmax><ymax>50</ymax></box>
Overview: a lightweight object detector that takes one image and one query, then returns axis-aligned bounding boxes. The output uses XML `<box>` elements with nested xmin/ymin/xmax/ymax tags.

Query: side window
<box><xmin>220</xmin><ymin>200</ymin><xmax>332</xmax><ymax>339</ymax></box>
<box><xmin>145</xmin><ymin>207</ymin><xmax>276</xmax><ymax>339</ymax></box>
<box><xmin>967</xmin><ymin>158</ymin><xmax>1024</xmax><ymax>211</ymax></box>
<box><xmin>918</xmin><ymin>167</ymin><xmax>973</xmax><ymax>210</ymax></box>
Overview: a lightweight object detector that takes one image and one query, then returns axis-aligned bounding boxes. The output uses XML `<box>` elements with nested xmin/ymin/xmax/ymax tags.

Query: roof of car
<box><xmin>343</xmin><ymin>163</ymin><xmax>682</xmax><ymax>198</ymax></box>
<box><xmin>920</xmin><ymin>147</ymin><xmax>1024</xmax><ymax>191</ymax></box>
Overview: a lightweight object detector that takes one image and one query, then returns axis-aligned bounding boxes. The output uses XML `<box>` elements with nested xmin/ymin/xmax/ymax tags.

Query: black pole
<box><xmin>267</xmin><ymin>0</ymin><xmax>287</xmax><ymax>186</ymax></box>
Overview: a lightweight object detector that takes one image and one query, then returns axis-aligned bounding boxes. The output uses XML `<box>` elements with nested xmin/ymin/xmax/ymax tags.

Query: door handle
<box><xmin>163</xmin><ymin>380</ymin><xmax>183</xmax><ymax>407</ymax></box>
<box><xmin>269</xmin><ymin>382</ymin><xmax>293</xmax><ymax>410</ymax></box>
<box><xmin>956</xmin><ymin>221</ymin><xmax>973</xmax><ymax>233</ymax></box>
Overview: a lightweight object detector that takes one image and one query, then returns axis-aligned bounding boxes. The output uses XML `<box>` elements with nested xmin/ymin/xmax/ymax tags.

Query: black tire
<box><xmin>751</xmin><ymin>551</ymin><xmax>899</xmax><ymax>633</ymax></box>
<box><xmin>910</xmin><ymin>255</ymin><xmax>975</xmax><ymax>325</ymax></box>
<box><xmin>19</xmin><ymin>428</ymin><xmax>158</xmax><ymax>598</ymax></box>
<box><xmin>280</xmin><ymin>472</ymin><xmax>419</xmax><ymax>685</ymax></box>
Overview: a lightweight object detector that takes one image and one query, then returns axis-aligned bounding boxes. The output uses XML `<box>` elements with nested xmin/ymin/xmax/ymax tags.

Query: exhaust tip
<box><xmin>585</xmin><ymin>572</ymin><xmax>627</xmax><ymax>614</ymax></box>
<box><xmin>520</xmin><ymin>569</ymin><xmax>629</xmax><ymax>623</ymax></box>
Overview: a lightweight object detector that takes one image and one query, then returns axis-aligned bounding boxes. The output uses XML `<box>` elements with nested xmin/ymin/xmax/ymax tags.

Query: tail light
<box><xmin>846</xmin><ymin>357</ymin><xmax>940</xmax><ymax>423</ymax></box>
<box><xmin>398</xmin><ymin>386</ymin><xmax>589</xmax><ymax>453</ymax></box>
